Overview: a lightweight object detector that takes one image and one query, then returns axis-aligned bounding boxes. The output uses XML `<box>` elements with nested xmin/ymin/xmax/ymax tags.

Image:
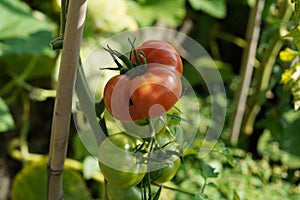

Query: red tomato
<box><xmin>131</xmin><ymin>40</ymin><xmax>183</xmax><ymax>74</ymax></box>
<box><xmin>103</xmin><ymin>65</ymin><xmax>182</xmax><ymax>121</ymax></box>
<box><xmin>103</xmin><ymin>75</ymin><xmax>142</xmax><ymax>121</ymax></box>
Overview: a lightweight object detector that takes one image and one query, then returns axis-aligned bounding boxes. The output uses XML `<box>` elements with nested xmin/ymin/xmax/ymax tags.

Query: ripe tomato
<box><xmin>98</xmin><ymin>133</ymin><xmax>147</xmax><ymax>188</ymax></box>
<box><xmin>103</xmin><ymin>65</ymin><xmax>182</xmax><ymax>121</ymax></box>
<box><xmin>131</xmin><ymin>40</ymin><xmax>183</xmax><ymax>74</ymax></box>
<box><xmin>103</xmin><ymin>75</ymin><xmax>142</xmax><ymax>121</ymax></box>
<box><xmin>107</xmin><ymin>182</ymin><xmax>142</xmax><ymax>200</ymax></box>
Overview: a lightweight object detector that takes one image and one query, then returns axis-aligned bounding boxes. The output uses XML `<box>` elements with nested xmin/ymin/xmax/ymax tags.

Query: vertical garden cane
<box><xmin>47</xmin><ymin>0</ymin><xmax>88</xmax><ymax>199</ymax></box>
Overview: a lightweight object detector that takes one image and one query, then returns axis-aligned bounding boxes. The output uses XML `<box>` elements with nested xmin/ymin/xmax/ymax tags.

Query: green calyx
<box><xmin>102</xmin><ymin>39</ymin><xmax>148</xmax><ymax>79</ymax></box>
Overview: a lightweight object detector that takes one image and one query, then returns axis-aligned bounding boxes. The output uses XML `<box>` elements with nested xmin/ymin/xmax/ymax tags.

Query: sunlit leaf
<box><xmin>0</xmin><ymin>97</ymin><xmax>15</xmax><ymax>132</ymax></box>
<box><xmin>195</xmin><ymin>193</ymin><xmax>209</xmax><ymax>200</ymax></box>
<box><xmin>11</xmin><ymin>160</ymin><xmax>92</xmax><ymax>200</ymax></box>
<box><xmin>82</xmin><ymin>156</ymin><xmax>100</xmax><ymax>180</ymax></box>
<box><xmin>87</xmin><ymin>0</ymin><xmax>137</xmax><ymax>33</ymax></box>
<box><xmin>0</xmin><ymin>0</ymin><xmax>55</xmax><ymax>56</ymax></box>
<box><xmin>280</xmin><ymin>63</ymin><xmax>300</xmax><ymax>110</ymax></box>
<box><xmin>188</xmin><ymin>0</ymin><xmax>227</xmax><ymax>19</ymax></box>
<box><xmin>199</xmin><ymin>159</ymin><xmax>219</xmax><ymax>178</ymax></box>
<box><xmin>207</xmin><ymin>182</ymin><xmax>218</xmax><ymax>189</ymax></box>
<box><xmin>279</xmin><ymin>48</ymin><xmax>299</xmax><ymax>62</ymax></box>
<box><xmin>286</xmin><ymin>26</ymin><xmax>300</xmax><ymax>51</ymax></box>
<box><xmin>233</xmin><ymin>189</ymin><xmax>241</xmax><ymax>200</ymax></box>
<box><xmin>126</xmin><ymin>0</ymin><xmax>186</xmax><ymax>27</ymax></box>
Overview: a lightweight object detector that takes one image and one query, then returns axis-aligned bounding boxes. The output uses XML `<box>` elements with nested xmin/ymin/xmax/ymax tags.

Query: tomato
<box><xmin>98</xmin><ymin>133</ymin><xmax>147</xmax><ymax>188</ymax></box>
<box><xmin>148</xmin><ymin>131</ymin><xmax>181</xmax><ymax>183</ymax></box>
<box><xmin>130</xmin><ymin>65</ymin><xmax>182</xmax><ymax>119</ymax></box>
<box><xmin>103</xmin><ymin>75</ymin><xmax>142</xmax><ymax>121</ymax></box>
<box><xmin>103</xmin><ymin>65</ymin><xmax>182</xmax><ymax>121</ymax></box>
<box><xmin>119</xmin><ymin>116</ymin><xmax>166</xmax><ymax>138</ymax></box>
<box><xmin>150</xmin><ymin>158</ymin><xmax>180</xmax><ymax>184</ymax></box>
<box><xmin>131</xmin><ymin>40</ymin><xmax>183</xmax><ymax>74</ymax></box>
<box><xmin>107</xmin><ymin>182</ymin><xmax>142</xmax><ymax>200</ymax></box>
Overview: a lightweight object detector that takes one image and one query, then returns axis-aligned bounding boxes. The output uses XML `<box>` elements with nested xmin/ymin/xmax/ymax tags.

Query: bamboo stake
<box><xmin>229</xmin><ymin>0</ymin><xmax>265</xmax><ymax>145</ymax></box>
<box><xmin>47</xmin><ymin>0</ymin><xmax>88</xmax><ymax>199</ymax></box>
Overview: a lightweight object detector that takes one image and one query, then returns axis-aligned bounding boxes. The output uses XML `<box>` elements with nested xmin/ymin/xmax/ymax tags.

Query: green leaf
<box><xmin>195</xmin><ymin>193</ymin><xmax>209</xmax><ymax>200</ymax></box>
<box><xmin>0</xmin><ymin>0</ymin><xmax>53</xmax><ymax>39</ymax></box>
<box><xmin>207</xmin><ymin>182</ymin><xmax>218</xmax><ymax>189</ymax></box>
<box><xmin>0</xmin><ymin>0</ymin><xmax>55</xmax><ymax>56</ymax></box>
<box><xmin>199</xmin><ymin>159</ymin><xmax>219</xmax><ymax>178</ymax></box>
<box><xmin>0</xmin><ymin>31</ymin><xmax>54</xmax><ymax>56</ymax></box>
<box><xmin>233</xmin><ymin>189</ymin><xmax>241</xmax><ymax>200</ymax></box>
<box><xmin>152</xmin><ymin>185</ymin><xmax>162</xmax><ymax>200</ymax></box>
<box><xmin>126</xmin><ymin>0</ymin><xmax>186</xmax><ymax>27</ymax></box>
<box><xmin>217</xmin><ymin>148</ymin><xmax>236</xmax><ymax>167</ymax></box>
<box><xmin>188</xmin><ymin>0</ymin><xmax>227</xmax><ymax>19</ymax></box>
<box><xmin>72</xmin><ymin>134</ymin><xmax>90</xmax><ymax>160</ymax></box>
<box><xmin>280</xmin><ymin>63</ymin><xmax>300</xmax><ymax>110</ymax></box>
<box><xmin>286</xmin><ymin>26</ymin><xmax>300</xmax><ymax>51</ymax></box>
<box><xmin>0</xmin><ymin>97</ymin><xmax>15</xmax><ymax>132</ymax></box>
<box><xmin>95</xmin><ymin>99</ymin><xmax>105</xmax><ymax>118</ymax></box>
<box><xmin>0</xmin><ymin>54</ymin><xmax>56</xmax><ymax>80</ymax></box>
<box><xmin>11</xmin><ymin>160</ymin><xmax>92</xmax><ymax>200</ymax></box>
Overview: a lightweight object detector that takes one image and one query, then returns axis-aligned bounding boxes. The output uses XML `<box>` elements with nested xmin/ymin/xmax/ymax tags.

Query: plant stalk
<box><xmin>229</xmin><ymin>0</ymin><xmax>265</xmax><ymax>145</ymax></box>
<box><xmin>241</xmin><ymin>1</ymin><xmax>292</xmax><ymax>135</ymax></box>
<box><xmin>47</xmin><ymin>0</ymin><xmax>88</xmax><ymax>199</ymax></box>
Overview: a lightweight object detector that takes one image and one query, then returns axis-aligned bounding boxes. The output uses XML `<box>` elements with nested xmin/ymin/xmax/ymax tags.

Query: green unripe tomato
<box><xmin>119</xmin><ymin>116</ymin><xmax>166</xmax><ymax>138</ymax></box>
<box><xmin>107</xmin><ymin>182</ymin><xmax>142</xmax><ymax>200</ymax></box>
<box><xmin>98</xmin><ymin>133</ymin><xmax>147</xmax><ymax>188</ymax></box>
<box><xmin>148</xmin><ymin>130</ymin><xmax>181</xmax><ymax>183</ymax></box>
<box><xmin>150</xmin><ymin>158</ymin><xmax>180</xmax><ymax>184</ymax></box>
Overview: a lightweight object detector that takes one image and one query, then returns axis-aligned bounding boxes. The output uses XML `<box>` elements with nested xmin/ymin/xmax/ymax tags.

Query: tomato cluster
<box><xmin>98</xmin><ymin>40</ymin><xmax>183</xmax><ymax>200</ymax></box>
<box><xmin>103</xmin><ymin>40</ymin><xmax>183</xmax><ymax>121</ymax></box>
<box><xmin>98</xmin><ymin>130</ymin><xmax>181</xmax><ymax>199</ymax></box>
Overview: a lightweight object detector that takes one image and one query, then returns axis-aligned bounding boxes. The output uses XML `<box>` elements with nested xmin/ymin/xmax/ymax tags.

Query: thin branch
<box><xmin>229</xmin><ymin>0</ymin><xmax>265</xmax><ymax>145</ymax></box>
<box><xmin>241</xmin><ymin>1</ymin><xmax>292</xmax><ymax>135</ymax></box>
<box><xmin>47</xmin><ymin>0</ymin><xmax>88</xmax><ymax>199</ymax></box>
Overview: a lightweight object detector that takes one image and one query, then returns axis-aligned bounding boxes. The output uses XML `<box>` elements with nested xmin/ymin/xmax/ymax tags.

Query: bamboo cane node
<box><xmin>47</xmin><ymin>163</ymin><xmax>64</xmax><ymax>176</ymax></box>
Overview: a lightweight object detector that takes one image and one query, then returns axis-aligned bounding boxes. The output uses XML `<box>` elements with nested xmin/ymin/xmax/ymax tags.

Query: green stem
<box><xmin>19</xmin><ymin>92</ymin><xmax>31</xmax><ymax>166</ymax></box>
<box><xmin>200</xmin><ymin>177</ymin><xmax>207</xmax><ymax>193</ymax></box>
<box><xmin>153</xmin><ymin>183</ymin><xmax>195</xmax><ymax>196</ymax></box>
<box><xmin>75</xmin><ymin>58</ymin><xmax>105</xmax><ymax>147</ymax></box>
<box><xmin>60</xmin><ymin>0</ymin><xmax>68</xmax><ymax>38</ymax></box>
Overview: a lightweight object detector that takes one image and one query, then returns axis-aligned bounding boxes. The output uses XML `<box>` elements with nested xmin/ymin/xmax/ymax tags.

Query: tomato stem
<box><xmin>128</xmin><ymin>38</ymin><xmax>142</xmax><ymax>66</ymax></box>
<box><xmin>103</xmin><ymin>46</ymin><xmax>125</xmax><ymax>71</ymax></box>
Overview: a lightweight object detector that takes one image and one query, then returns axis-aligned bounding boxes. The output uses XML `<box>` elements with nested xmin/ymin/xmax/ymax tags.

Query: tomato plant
<box><xmin>98</xmin><ymin>133</ymin><xmax>147</xmax><ymax>188</ymax></box>
<box><xmin>103</xmin><ymin>41</ymin><xmax>183</xmax><ymax>121</ymax></box>
<box><xmin>148</xmin><ymin>131</ymin><xmax>181</xmax><ymax>184</ymax></box>
<box><xmin>131</xmin><ymin>40</ymin><xmax>183</xmax><ymax>74</ymax></box>
<box><xmin>120</xmin><ymin>116</ymin><xmax>166</xmax><ymax>138</ymax></box>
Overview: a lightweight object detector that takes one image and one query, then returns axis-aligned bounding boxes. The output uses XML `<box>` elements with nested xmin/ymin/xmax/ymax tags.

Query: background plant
<box><xmin>0</xmin><ymin>0</ymin><xmax>300</xmax><ymax>199</ymax></box>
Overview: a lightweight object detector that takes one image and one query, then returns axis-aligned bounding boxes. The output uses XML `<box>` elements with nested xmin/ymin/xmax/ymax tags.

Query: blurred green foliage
<box><xmin>0</xmin><ymin>0</ymin><xmax>300</xmax><ymax>199</ymax></box>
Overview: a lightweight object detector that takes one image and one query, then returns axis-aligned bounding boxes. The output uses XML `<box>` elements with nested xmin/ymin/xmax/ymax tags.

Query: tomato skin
<box><xmin>103</xmin><ymin>75</ymin><xmax>142</xmax><ymax>121</ymax></box>
<box><xmin>103</xmin><ymin>65</ymin><xmax>182</xmax><ymax>121</ymax></box>
<box><xmin>130</xmin><ymin>66</ymin><xmax>182</xmax><ymax>119</ymax></box>
<box><xmin>132</xmin><ymin>40</ymin><xmax>183</xmax><ymax>74</ymax></box>
<box><xmin>150</xmin><ymin>158</ymin><xmax>180</xmax><ymax>184</ymax></box>
<box><xmin>98</xmin><ymin>133</ymin><xmax>147</xmax><ymax>188</ymax></box>
<box><xmin>107</xmin><ymin>182</ymin><xmax>142</xmax><ymax>200</ymax></box>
